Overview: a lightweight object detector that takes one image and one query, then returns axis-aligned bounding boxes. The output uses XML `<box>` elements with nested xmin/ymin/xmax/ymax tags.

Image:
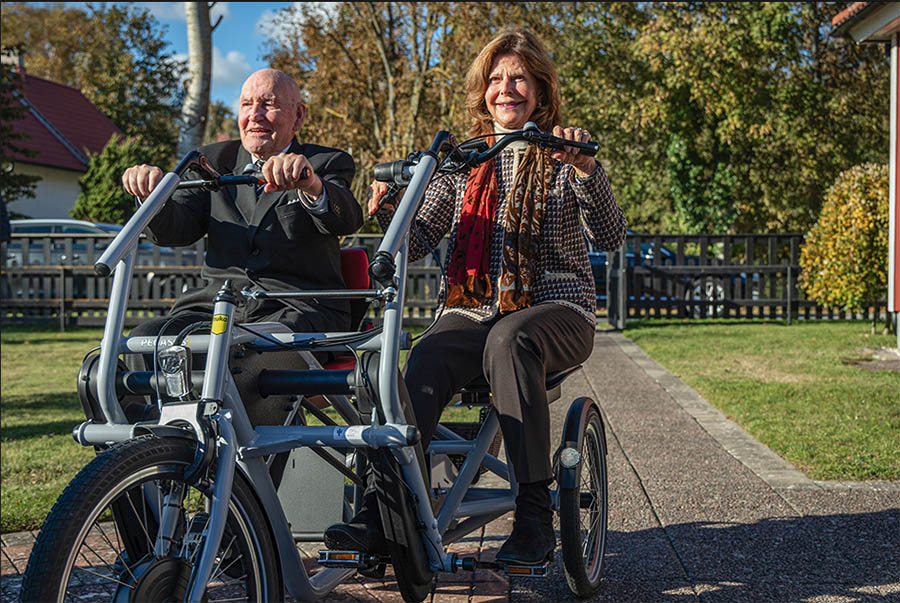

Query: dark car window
<box><xmin>11</xmin><ymin>224</ymin><xmax>53</xmax><ymax>234</ymax></box>
<box><xmin>60</xmin><ymin>225</ymin><xmax>105</xmax><ymax>234</ymax></box>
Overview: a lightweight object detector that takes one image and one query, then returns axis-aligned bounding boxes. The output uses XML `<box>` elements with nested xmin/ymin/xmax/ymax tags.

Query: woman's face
<box><xmin>484</xmin><ymin>53</ymin><xmax>539</xmax><ymax>130</ymax></box>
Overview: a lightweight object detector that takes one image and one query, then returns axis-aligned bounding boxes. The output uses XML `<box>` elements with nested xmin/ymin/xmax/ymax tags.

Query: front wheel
<box><xmin>20</xmin><ymin>435</ymin><xmax>282</xmax><ymax>603</ymax></box>
<box><xmin>558</xmin><ymin>406</ymin><xmax>608</xmax><ymax>598</ymax></box>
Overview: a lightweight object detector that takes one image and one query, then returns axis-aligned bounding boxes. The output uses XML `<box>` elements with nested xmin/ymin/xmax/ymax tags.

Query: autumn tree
<box><xmin>260</xmin><ymin>2</ymin><xmax>889</xmax><ymax>235</ymax></box>
<box><xmin>0</xmin><ymin>48</ymin><xmax>40</xmax><ymax>208</ymax></box>
<box><xmin>203</xmin><ymin>100</ymin><xmax>239</xmax><ymax>144</ymax></box>
<box><xmin>1</xmin><ymin>2</ymin><xmax>185</xmax><ymax>165</ymax></box>
<box><xmin>607</xmin><ymin>2</ymin><xmax>888</xmax><ymax>233</ymax></box>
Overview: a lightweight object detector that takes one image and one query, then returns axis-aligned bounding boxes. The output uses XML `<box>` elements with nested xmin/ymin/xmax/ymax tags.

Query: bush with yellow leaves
<box><xmin>799</xmin><ymin>163</ymin><xmax>889</xmax><ymax>313</ymax></box>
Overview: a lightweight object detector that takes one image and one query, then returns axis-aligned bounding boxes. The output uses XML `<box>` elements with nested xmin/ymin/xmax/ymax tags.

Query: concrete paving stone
<box><xmin>470</xmin><ymin>595</ymin><xmax>508</xmax><ymax>603</ymax></box>
<box><xmin>513</xmin><ymin>576</ymin><xmax>699</xmax><ymax>602</ymax></box>
<box><xmin>430</xmin><ymin>585</ymin><xmax>472</xmax><ymax>601</ymax></box>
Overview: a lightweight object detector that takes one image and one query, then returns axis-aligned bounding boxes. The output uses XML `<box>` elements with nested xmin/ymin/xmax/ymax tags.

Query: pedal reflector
<box><xmin>504</xmin><ymin>561</ymin><xmax>550</xmax><ymax>577</ymax></box>
<box><xmin>318</xmin><ymin>550</ymin><xmax>374</xmax><ymax>568</ymax></box>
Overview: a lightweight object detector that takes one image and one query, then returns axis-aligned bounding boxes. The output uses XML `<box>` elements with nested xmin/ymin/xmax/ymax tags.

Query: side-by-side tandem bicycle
<box><xmin>21</xmin><ymin>124</ymin><xmax>609</xmax><ymax>602</ymax></box>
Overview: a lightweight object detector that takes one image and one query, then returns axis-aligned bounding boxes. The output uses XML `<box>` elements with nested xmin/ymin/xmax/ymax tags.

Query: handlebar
<box><xmin>373</xmin><ymin>122</ymin><xmax>598</xmax><ymax>187</ymax></box>
<box><xmin>94</xmin><ymin>154</ymin><xmax>308</xmax><ymax>276</ymax></box>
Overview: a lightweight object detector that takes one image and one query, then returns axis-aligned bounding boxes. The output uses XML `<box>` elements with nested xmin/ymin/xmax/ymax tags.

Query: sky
<box><xmin>73</xmin><ymin>2</ymin><xmax>305</xmax><ymax>113</ymax></box>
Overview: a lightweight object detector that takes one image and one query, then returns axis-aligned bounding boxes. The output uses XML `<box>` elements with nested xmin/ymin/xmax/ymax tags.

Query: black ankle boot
<box><xmin>496</xmin><ymin>480</ymin><xmax>555</xmax><ymax>566</ymax></box>
<box><xmin>324</xmin><ymin>490</ymin><xmax>386</xmax><ymax>555</ymax></box>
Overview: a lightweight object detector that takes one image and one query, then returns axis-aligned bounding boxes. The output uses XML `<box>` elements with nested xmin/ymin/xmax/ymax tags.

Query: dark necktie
<box><xmin>254</xmin><ymin>159</ymin><xmax>265</xmax><ymax>198</ymax></box>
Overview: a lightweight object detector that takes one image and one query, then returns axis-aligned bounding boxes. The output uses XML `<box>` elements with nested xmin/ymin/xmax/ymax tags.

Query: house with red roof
<box><xmin>4</xmin><ymin>57</ymin><xmax>122</xmax><ymax>219</ymax></box>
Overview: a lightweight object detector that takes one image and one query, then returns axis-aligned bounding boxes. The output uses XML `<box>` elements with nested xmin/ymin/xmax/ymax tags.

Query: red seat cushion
<box><xmin>340</xmin><ymin>247</ymin><xmax>370</xmax><ymax>290</ymax></box>
<box><xmin>322</xmin><ymin>354</ymin><xmax>357</xmax><ymax>371</ymax></box>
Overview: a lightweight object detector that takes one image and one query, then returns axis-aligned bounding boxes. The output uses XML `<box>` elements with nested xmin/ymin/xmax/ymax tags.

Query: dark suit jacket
<box><xmin>145</xmin><ymin>139</ymin><xmax>364</xmax><ymax>332</ymax></box>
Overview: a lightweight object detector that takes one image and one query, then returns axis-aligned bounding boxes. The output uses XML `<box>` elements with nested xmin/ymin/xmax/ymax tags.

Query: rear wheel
<box><xmin>20</xmin><ymin>435</ymin><xmax>281</xmax><ymax>602</ymax></box>
<box><xmin>558</xmin><ymin>407</ymin><xmax>608</xmax><ymax>598</ymax></box>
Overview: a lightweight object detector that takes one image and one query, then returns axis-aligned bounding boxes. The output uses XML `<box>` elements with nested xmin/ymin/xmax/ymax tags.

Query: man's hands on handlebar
<box><xmin>122</xmin><ymin>154</ymin><xmax>321</xmax><ymax>201</ymax></box>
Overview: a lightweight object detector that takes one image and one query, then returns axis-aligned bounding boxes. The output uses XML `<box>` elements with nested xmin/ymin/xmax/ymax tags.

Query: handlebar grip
<box><xmin>374</xmin><ymin>160</ymin><xmax>414</xmax><ymax>185</ymax></box>
<box><xmin>577</xmin><ymin>141</ymin><xmax>600</xmax><ymax>157</ymax></box>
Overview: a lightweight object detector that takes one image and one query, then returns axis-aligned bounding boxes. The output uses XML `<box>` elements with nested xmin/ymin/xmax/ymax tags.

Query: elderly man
<box><xmin>123</xmin><ymin>68</ymin><xmax>363</xmax><ymax>338</ymax></box>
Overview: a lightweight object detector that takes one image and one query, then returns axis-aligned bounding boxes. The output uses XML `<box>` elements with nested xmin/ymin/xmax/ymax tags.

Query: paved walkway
<box><xmin>3</xmin><ymin>329</ymin><xmax>898</xmax><ymax>602</ymax></box>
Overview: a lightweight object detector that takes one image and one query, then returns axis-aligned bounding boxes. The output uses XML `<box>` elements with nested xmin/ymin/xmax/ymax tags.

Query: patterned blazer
<box><xmin>380</xmin><ymin>150</ymin><xmax>626</xmax><ymax>324</ymax></box>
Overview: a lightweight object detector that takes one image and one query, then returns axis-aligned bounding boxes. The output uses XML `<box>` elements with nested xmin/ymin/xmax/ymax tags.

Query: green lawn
<box><xmin>623</xmin><ymin>319</ymin><xmax>899</xmax><ymax>481</ymax></box>
<box><xmin>1</xmin><ymin>326</ymin><xmax>99</xmax><ymax>533</ymax></box>
<box><xmin>0</xmin><ymin>324</ymin><xmax>475</xmax><ymax>533</ymax></box>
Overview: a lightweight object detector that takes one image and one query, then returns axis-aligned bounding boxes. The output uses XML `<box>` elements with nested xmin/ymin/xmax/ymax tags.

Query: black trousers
<box><xmin>404</xmin><ymin>304</ymin><xmax>595</xmax><ymax>484</ymax></box>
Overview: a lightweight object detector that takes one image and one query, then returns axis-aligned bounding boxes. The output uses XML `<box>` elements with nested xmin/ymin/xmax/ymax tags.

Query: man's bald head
<box><xmin>238</xmin><ymin>68</ymin><xmax>306</xmax><ymax>159</ymax></box>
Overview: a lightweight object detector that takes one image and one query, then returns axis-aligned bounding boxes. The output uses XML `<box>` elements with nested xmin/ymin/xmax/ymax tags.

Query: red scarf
<box><xmin>446</xmin><ymin>160</ymin><xmax>498</xmax><ymax>307</ymax></box>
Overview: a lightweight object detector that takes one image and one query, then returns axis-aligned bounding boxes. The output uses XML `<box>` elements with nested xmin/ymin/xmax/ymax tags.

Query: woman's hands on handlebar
<box><xmin>550</xmin><ymin>125</ymin><xmax>596</xmax><ymax>177</ymax></box>
<box><xmin>368</xmin><ymin>181</ymin><xmax>405</xmax><ymax>218</ymax></box>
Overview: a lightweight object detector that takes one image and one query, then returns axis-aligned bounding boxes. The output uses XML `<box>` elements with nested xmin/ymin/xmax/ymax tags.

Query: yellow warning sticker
<box><xmin>211</xmin><ymin>314</ymin><xmax>228</xmax><ymax>335</ymax></box>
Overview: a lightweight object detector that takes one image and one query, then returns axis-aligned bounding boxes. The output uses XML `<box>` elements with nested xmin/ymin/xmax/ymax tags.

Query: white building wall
<box><xmin>9</xmin><ymin>163</ymin><xmax>83</xmax><ymax>219</ymax></box>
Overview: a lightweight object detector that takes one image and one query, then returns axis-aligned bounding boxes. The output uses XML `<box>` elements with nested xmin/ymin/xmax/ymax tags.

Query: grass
<box><xmin>0</xmin><ymin>324</ymin><xmax>477</xmax><ymax>533</ymax></box>
<box><xmin>622</xmin><ymin>319</ymin><xmax>900</xmax><ymax>481</ymax></box>
<box><xmin>1</xmin><ymin>326</ymin><xmax>100</xmax><ymax>533</ymax></box>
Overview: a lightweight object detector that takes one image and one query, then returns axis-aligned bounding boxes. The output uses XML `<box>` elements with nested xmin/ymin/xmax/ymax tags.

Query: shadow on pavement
<box><xmin>513</xmin><ymin>509</ymin><xmax>898</xmax><ymax>601</ymax></box>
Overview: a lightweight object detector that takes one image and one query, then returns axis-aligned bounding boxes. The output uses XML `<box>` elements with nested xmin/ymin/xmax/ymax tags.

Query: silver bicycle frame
<box><xmin>79</xmin><ymin>134</ymin><xmax>528</xmax><ymax>598</ymax></box>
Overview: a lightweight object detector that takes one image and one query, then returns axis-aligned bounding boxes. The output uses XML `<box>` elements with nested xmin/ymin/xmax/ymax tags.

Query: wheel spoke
<box><xmin>124</xmin><ymin>486</ymin><xmax>155</xmax><ymax>554</ymax></box>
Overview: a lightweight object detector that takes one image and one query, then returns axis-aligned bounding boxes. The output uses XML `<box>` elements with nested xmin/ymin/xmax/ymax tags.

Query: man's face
<box><xmin>238</xmin><ymin>72</ymin><xmax>304</xmax><ymax>159</ymax></box>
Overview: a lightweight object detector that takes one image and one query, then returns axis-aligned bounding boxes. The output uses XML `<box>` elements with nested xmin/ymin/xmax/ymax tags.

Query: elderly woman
<box><xmin>327</xmin><ymin>28</ymin><xmax>626</xmax><ymax>566</ymax></box>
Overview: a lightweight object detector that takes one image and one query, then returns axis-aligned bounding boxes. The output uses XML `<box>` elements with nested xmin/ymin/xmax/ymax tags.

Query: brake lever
<box><xmin>368</xmin><ymin>181</ymin><xmax>404</xmax><ymax>217</ymax></box>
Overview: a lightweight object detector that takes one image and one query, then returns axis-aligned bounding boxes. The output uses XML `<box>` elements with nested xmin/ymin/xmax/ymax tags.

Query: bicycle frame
<box><xmin>75</xmin><ymin>130</ymin><xmax>567</xmax><ymax>601</ymax></box>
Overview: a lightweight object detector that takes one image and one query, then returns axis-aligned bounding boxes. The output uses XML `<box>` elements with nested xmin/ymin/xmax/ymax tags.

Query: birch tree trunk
<box><xmin>177</xmin><ymin>2</ymin><xmax>212</xmax><ymax>158</ymax></box>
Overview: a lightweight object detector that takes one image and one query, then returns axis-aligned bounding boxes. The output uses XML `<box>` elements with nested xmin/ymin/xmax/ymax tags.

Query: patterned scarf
<box><xmin>446</xmin><ymin>145</ymin><xmax>554</xmax><ymax>312</ymax></box>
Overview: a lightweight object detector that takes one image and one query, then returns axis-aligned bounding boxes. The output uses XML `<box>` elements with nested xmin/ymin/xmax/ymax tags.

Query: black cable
<box><xmin>236</xmin><ymin>322</ymin><xmax>383</xmax><ymax>350</ymax></box>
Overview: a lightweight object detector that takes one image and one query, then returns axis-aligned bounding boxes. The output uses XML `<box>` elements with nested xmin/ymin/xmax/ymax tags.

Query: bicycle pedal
<box><xmin>502</xmin><ymin>559</ymin><xmax>552</xmax><ymax>577</ymax></box>
<box><xmin>317</xmin><ymin>550</ymin><xmax>380</xmax><ymax>569</ymax></box>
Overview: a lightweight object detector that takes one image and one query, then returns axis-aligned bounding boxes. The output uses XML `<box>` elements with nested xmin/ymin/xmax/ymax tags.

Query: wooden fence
<box><xmin>604</xmin><ymin>233</ymin><xmax>887</xmax><ymax>326</ymax></box>
<box><xmin>1</xmin><ymin>233</ymin><xmax>888</xmax><ymax>330</ymax></box>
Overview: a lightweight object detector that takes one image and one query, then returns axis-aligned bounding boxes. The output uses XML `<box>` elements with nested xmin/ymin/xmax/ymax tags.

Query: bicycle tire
<box><xmin>20</xmin><ymin>435</ymin><xmax>282</xmax><ymax>603</ymax></box>
<box><xmin>558</xmin><ymin>406</ymin><xmax>608</xmax><ymax>598</ymax></box>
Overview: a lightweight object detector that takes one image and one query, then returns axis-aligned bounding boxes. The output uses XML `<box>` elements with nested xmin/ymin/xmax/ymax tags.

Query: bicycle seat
<box><xmin>456</xmin><ymin>365</ymin><xmax>583</xmax><ymax>406</ymax></box>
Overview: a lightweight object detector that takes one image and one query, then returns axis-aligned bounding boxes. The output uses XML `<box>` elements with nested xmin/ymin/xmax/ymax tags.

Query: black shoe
<box><xmin>496</xmin><ymin>481</ymin><xmax>556</xmax><ymax>566</ymax></box>
<box><xmin>324</xmin><ymin>493</ymin><xmax>386</xmax><ymax>555</ymax></box>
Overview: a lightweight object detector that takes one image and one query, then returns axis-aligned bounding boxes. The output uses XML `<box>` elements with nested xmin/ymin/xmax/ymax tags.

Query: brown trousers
<box><xmin>404</xmin><ymin>303</ymin><xmax>595</xmax><ymax>484</ymax></box>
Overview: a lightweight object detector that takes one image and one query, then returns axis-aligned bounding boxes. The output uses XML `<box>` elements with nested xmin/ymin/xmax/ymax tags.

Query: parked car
<box><xmin>5</xmin><ymin>219</ymin><xmax>201</xmax><ymax>267</ymax></box>
<box><xmin>587</xmin><ymin>230</ymin><xmax>758</xmax><ymax>317</ymax></box>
